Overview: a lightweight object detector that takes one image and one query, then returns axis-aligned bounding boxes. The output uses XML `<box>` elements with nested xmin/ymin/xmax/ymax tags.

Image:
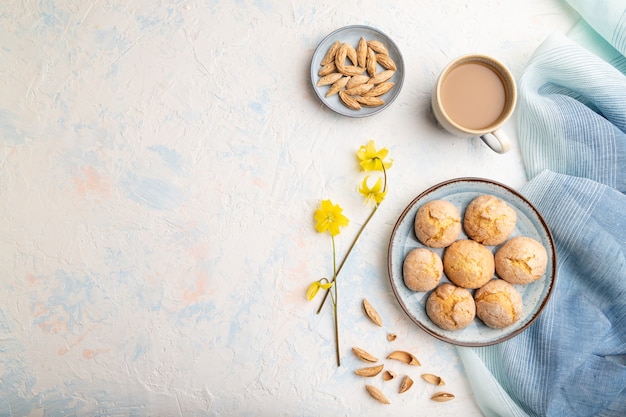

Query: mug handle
<box><xmin>481</xmin><ymin>128</ymin><xmax>512</xmax><ymax>153</ymax></box>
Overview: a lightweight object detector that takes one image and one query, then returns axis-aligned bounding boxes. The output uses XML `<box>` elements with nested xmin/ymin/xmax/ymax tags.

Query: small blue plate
<box><xmin>310</xmin><ymin>25</ymin><xmax>405</xmax><ymax>117</ymax></box>
<box><xmin>387</xmin><ymin>178</ymin><xmax>557</xmax><ymax>346</ymax></box>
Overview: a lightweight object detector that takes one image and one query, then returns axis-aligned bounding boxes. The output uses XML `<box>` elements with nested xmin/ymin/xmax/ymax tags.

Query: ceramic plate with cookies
<box><xmin>387</xmin><ymin>177</ymin><xmax>557</xmax><ymax>346</ymax></box>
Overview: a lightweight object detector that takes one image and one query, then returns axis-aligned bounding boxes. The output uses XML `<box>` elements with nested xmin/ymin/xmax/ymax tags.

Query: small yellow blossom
<box><xmin>358</xmin><ymin>176</ymin><xmax>387</xmax><ymax>205</ymax></box>
<box><xmin>306</xmin><ymin>279</ymin><xmax>333</xmax><ymax>301</ymax></box>
<box><xmin>357</xmin><ymin>140</ymin><xmax>393</xmax><ymax>172</ymax></box>
<box><xmin>314</xmin><ymin>199</ymin><xmax>349</xmax><ymax>236</ymax></box>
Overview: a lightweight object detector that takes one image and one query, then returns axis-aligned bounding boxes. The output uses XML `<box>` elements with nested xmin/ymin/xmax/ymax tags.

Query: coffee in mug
<box><xmin>432</xmin><ymin>55</ymin><xmax>517</xmax><ymax>153</ymax></box>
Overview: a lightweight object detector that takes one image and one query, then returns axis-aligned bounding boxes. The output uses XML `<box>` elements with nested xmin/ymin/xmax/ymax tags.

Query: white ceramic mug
<box><xmin>432</xmin><ymin>54</ymin><xmax>517</xmax><ymax>153</ymax></box>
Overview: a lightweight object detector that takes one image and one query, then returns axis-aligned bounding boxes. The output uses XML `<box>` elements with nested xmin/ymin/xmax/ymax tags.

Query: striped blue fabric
<box><xmin>459</xmin><ymin>1</ymin><xmax>626</xmax><ymax>416</ymax></box>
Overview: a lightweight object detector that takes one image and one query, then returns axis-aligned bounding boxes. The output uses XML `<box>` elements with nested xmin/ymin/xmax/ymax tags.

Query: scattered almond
<box><xmin>365</xmin><ymin>385</ymin><xmax>390</xmax><ymax>405</ymax></box>
<box><xmin>431</xmin><ymin>392</ymin><xmax>455</xmax><ymax>402</ymax></box>
<box><xmin>386</xmin><ymin>350</ymin><xmax>421</xmax><ymax>366</ymax></box>
<box><xmin>387</xmin><ymin>333</ymin><xmax>397</xmax><ymax>342</ymax></box>
<box><xmin>352</xmin><ymin>347</ymin><xmax>378</xmax><ymax>363</ymax></box>
<box><xmin>355</xmin><ymin>364</ymin><xmax>384</xmax><ymax>377</ymax></box>
<box><xmin>362</xmin><ymin>298</ymin><xmax>383</xmax><ymax>327</ymax></box>
<box><xmin>398</xmin><ymin>375</ymin><xmax>414</xmax><ymax>393</ymax></box>
<box><xmin>421</xmin><ymin>373</ymin><xmax>445</xmax><ymax>386</ymax></box>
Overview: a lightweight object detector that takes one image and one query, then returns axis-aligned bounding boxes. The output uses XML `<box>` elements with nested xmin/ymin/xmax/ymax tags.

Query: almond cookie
<box><xmin>463</xmin><ymin>194</ymin><xmax>517</xmax><ymax>246</ymax></box>
<box><xmin>426</xmin><ymin>283</ymin><xmax>476</xmax><ymax>330</ymax></box>
<box><xmin>474</xmin><ymin>279</ymin><xmax>523</xmax><ymax>329</ymax></box>
<box><xmin>414</xmin><ymin>200</ymin><xmax>462</xmax><ymax>248</ymax></box>
<box><xmin>403</xmin><ymin>248</ymin><xmax>443</xmax><ymax>292</ymax></box>
<box><xmin>443</xmin><ymin>239</ymin><xmax>495</xmax><ymax>289</ymax></box>
<box><xmin>495</xmin><ymin>236</ymin><xmax>548</xmax><ymax>284</ymax></box>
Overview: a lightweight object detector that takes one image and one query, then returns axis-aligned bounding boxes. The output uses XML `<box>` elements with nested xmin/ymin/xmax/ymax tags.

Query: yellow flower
<box><xmin>314</xmin><ymin>199</ymin><xmax>349</xmax><ymax>236</ymax></box>
<box><xmin>358</xmin><ymin>176</ymin><xmax>387</xmax><ymax>205</ymax></box>
<box><xmin>306</xmin><ymin>279</ymin><xmax>333</xmax><ymax>301</ymax></box>
<box><xmin>357</xmin><ymin>140</ymin><xmax>393</xmax><ymax>172</ymax></box>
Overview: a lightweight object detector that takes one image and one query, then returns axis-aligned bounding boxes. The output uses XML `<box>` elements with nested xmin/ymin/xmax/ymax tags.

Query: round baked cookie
<box><xmin>403</xmin><ymin>248</ymin><xmax>443</xmax><ymax>292</ymax></box>
<box><xmin>463</xmin><ymin>194</ymin><xmax>517</xmax><ymax>245</ymax></box>
<box><xmin>414</xmin><ymin>200</ymin><xmax>462</xmax><ymax>248</ymax></box>
<box><xmin>426</xmin><ymin>283</ymin><xmax>476</xmax><ymax>331</ymax></box>
<box><xmin>443</xmin><ymin>239</ymin><xmax>495</xmax><ymax>289</ymax></box>
<box><xmin>495</xmin><ymin>236</ymin><xmax>548</xmax><ymax>285</ymax></box>
<box><xmin>474</xmin><ymin>279</ymin><xmax>523</xmax><ymax>329</ymax></box>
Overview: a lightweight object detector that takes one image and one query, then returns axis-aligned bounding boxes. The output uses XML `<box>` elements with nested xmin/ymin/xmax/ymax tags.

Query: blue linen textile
<box><xmin>459</xmin><ymin>1</ymin><xmax>626</xmax><ymax>416</ymax></box>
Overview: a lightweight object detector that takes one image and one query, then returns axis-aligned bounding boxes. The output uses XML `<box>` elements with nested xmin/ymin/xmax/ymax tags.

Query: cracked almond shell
<box><xmin>398</xmin><ymin>375</ymin><xmax>413</xmax><ymax>393</ymax></box>
<box><xmin>386</xmin><ymin>350</ymin><xmax>421</xmax><ymax>366</ymax></box>
<box><xmin>421</xmin><ymin>373</ymin><xmax>445</xmax><ymax>386</ymax></box>
<box><xmin>352</xmin><ymin>347</ymin><xmax>378</xmax><ymax>363</ymax></box>
<box><xmin>362</xmin><ymin>298</ymin><xmax>382</xmax><ymax>327</ymax></box>
<box><xmin>382</xmin><ymin>370</ymin><xmax>396</xmax><ymax>381</ymax></box>
<box><xmin>365</xmin><ymin>385</ymin><xmax>390</xmax><ymax>404</ymax></box>
<box><xmin>431</xmin><ymin>392</ymin><xmax>455</xmax><ymax>402</ymax></box>
<box><xmin>354</xmin><ymin>364</ymin><xmax>384</xmax><ymax>377</ymax></box>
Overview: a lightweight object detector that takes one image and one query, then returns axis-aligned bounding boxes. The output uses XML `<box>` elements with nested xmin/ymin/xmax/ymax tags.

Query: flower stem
<box><xmin>333</xmin><ymin>300</ymin><xmax>340</xmax><ymax>366</ymax></box>
<box><xmin>331</xmin><ymin>236</ymin><xmax>341</xmax><ymax>366</ymax></box>
<box><xmin>316</xmin><ymin>204</ymin><xmax>379</xmax><ymax>314</ymax></box>
<box><xmin>381</xmin><ymin>163</ymin><xmax>388</xmax><ymax>193</ymax></box>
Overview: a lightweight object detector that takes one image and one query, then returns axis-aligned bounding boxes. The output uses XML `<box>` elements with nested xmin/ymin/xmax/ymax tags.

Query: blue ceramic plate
<box><xmin>310</xmin><ymin>25</ymin><xmax>404</xmax><ymax>117</ymax></box>
<box><xmin>387</xmin><ymin>178</ymin><xmax>557</xmax><ymax>346</ymax></box>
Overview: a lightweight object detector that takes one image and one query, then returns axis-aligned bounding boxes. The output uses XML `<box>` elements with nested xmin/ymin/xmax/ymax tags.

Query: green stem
<box><xmin>316</xmin><ymin>204</ymin><xmax>379</xmax><ymax>314</ymax></box>
<box><xmin>333</xmin><ymin>297</ymin><xmax>340</xmax><ymax>367</ymax></box>
<box><xmin>318</xmin><ymin>156</ymin><xmax>388</xmax><ymax>367</ymax></box>
<box><xmin>381</xmin><ymin>162</ymin><xmax>388</xmax><ymax>194</ymax></box>
<box><xmin>331</xmin><ymin>236</ymin><xmax>340</xmax><ymax>366</ymax></box>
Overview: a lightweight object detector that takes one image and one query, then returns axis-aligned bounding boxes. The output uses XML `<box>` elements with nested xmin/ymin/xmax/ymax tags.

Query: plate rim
<box><xmin>309</xmin><ymin>24</ymin><xmax>405</xmax><ymax>118</ymax></box>
<box><xmin>387</xmin><ymin>177</ymin><xmax>557</xmax><ymax>347</ymax></box>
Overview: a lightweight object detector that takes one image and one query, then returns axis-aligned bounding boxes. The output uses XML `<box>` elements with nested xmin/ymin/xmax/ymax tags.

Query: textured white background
<box><xmin>0</xmin><ymin>1</ymin><xmax>578</xmax><ymax>416</ymax></box>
